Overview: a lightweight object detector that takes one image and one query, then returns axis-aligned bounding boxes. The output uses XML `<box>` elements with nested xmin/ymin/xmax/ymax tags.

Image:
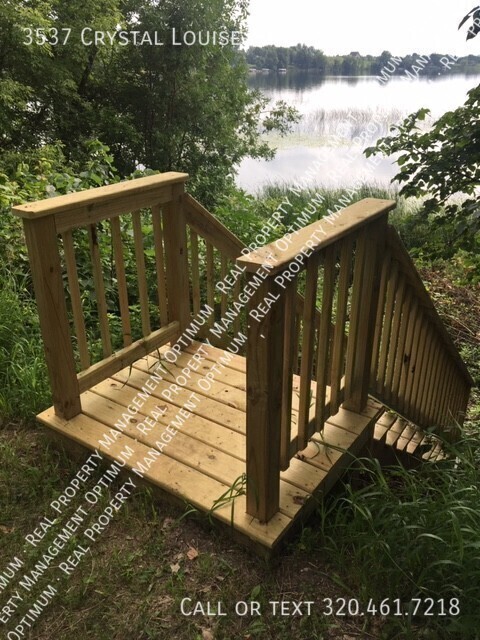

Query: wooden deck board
<box><xmin>37</xmin><ymin>340</ymin><xmax>384</xmax><ymax>553</ymax></box>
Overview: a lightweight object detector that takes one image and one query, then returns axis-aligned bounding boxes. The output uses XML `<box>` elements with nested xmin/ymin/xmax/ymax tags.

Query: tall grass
<box><xmin>0</xmin><ymin>271</ymin><xmax>50</xmax><ymax>423</ymax></box>
<box><xmin>291</xmin><ymin>107</ymin><xmax>406</xmax><ymax>139</ymax></box>
<box><xmin>316</xmin><ymin>440</ymin><xmax>480</xmax><ymax>639</ymax></box>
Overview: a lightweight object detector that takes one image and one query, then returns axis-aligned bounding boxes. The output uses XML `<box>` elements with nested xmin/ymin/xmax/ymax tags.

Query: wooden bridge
<box><xmin>12</xmin><ymin>172</ymin><xmax>473</xmax><ymax>555</ymax></box>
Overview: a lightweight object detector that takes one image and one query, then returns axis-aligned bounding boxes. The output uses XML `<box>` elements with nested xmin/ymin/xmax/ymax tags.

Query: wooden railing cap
<box><xmin>11</xmin><ymin>172</ymin><xmax>189</xmax><ymax>220</ymax></box>
<box><xmin>237</xmin><ymin>197</ymin><xmax>396</xmax><ymax>275</ymax></box>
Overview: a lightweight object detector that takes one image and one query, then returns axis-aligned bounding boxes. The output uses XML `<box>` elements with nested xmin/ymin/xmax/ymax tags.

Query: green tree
<box><xmin>1</xmin><ymin>0</ymin><xmax>299</xmax><ymax>207</ymax></box>
<box><xmin>0</xmin><ymin>0</ymin><xmax>122</xmax><ymax>153</ymax></box>
<box><xmin>364</xmin><ymin>10</ymin><xmax>480</xmax><ymax>238</ymax></box>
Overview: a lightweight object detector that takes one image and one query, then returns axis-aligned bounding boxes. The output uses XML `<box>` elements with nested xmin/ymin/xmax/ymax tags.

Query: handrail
<box><xmin>12</xmin><ymin>173</ymin><xmax>188</xmax><ymax>219</ymax></box>
<box><xmin>237</xmin><ymin>197</ymin><xmax>396</xmax><ymax>274</ymax></box>
<box><xmin>184</xmin><ymin>194</ymin><xmax>244</xmax><ymax>258</ymax></box>
<box><xmin>13</xmin><ymin>172</ymin><xmax>190</xmax><ymax>419</ymax></box>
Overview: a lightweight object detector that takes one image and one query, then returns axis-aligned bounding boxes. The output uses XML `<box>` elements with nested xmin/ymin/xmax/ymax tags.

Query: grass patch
<box><xmin>0</xmin><ymin>271</ymin><xmax>50</xmax><ymax>423</ymax></box>
<box><xmin>316</xmin><ymin>441</ymin><xmax>480</xmax><ymax>639</ymax></box>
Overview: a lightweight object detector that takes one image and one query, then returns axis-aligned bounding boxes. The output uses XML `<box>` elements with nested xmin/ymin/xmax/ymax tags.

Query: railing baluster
<box><xmin>385</xmin><ymin>275</ymin><xmax>407</xmax><ymax>404</ymax></box>
<box><xmin>132</xmin><ymin>210</ymin><xmax>151</xmax><ymax>336</ymax></box>
<box><xmin>162</xmin><ymin>183</ymin><xmax>191</xmax><ymax>337</ymax></box>
<box><xmin>293</xmin><ymin>309</ymin><xmax>301</xmax><ymax>375</ymax></box>
<box><xmin>458</xmin><ymin>379</ymin><xmax>468</xmax><ymax>425</ymax></box>
<box><xmin>391</xmin><ymin>285</ymin><xmax>412</xmax><ymax>404</ymax></box>
<box><xmin>233</xmin><ymin>272</ymin><xmax>242</xmax><ymax>337</ymax></box>
<box><xmin>189</xmin><ymin>228</ymin><xmax>201</xmax><ymax>316</ymax></box>
<box><xmin>370</xmin><ymin>250</ymin><xmax>391</xmax><ymax>386</ymax></box>
<box><xmin>315</xmin><ymin>243</ymin><xmax>336</xmax><ymax>432</ymax></box>
<box><xmin>298</xmin><ymin>252</ymin><xmax>320</xmax><ymax>450</ymax></box>
<box><xmin>432</xmin><ymin>350</ymin><xmax>447</xmax><ymax>425</ymax></box>
<box><xmin>110</xmin><ymin>217</ymin><xmax>132</xmax><ymax>348</ymax></box>
<box><xmin>62</xmin><ymin>230</ymin><xmax>90</xmax><ymax>369</ymax></box>
<box><xmin>206</xmin><ymin>241</ymin><xmax>215</xmax><ymax>327</ymax></box>
<box><xmin>330</xmin><ymin>236</ymin><xmax>353</xmax><ymax>415</ymax></box>
<box><xmin>451</xmin><ymin>375</ymin><xmax>463</xmax><ymax>427</ymax></box>
<box><xmin>413</xmin><ymin>322</ymin><xmax>433</xmax><ymax>424</ymax></box>
<box><xmin>88</xmin><ymin>223</ymin><xmax>112</xmax><ymax>358</ymax></box>
<box><xmin>398</xmin><ymin>297</ymin><xmax>418</xmax><ymax>414</ymax></box>
<box><xmin>376</xmin><ymin>260</ymin><xmax>399</xmax><ymax>396</ymax></box>
<box><xmin>423</xmin><ymin>336</ymin><xmax>441</xmax><ymax>425</ymax></box>
<box><xmin>404</xmin><ymin>308</ymin><xmax>424</xmax><ymax>416</ymax></box>
<box><xmin>220</xmin><ymin>254</ymin><xmax>228</xmax><ymax>318</ymax></box>
<box><xmin>152</xmin><ymin>205</ymin><xmax>169</xmax><ymax>326</ymax></box>
<box><xmin>281</xmin><ymin>278</ymin><xmax>297</xmax><ymax>469</ymax></box>
<box><xmin>443</xmin><ymin>365</ymin><xmax>456</xmax><ymax>426</ymax></box>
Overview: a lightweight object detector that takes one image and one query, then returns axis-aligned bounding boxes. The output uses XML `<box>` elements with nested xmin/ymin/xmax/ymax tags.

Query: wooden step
<box><xmin>373</xmin><ymin>411</ymin><xmax>447</xmax><ymax>463</ymax></box>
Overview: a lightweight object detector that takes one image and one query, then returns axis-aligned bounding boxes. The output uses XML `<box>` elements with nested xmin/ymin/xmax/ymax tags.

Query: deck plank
<box><xmin>37</xmin><ymin>408</ymin><xmax>292</xmax><ymax>548</ymax></box>
<box><xmin>81</xmin><ymin>390</ymin><xmax>310</xmax><ymax>520</ymax></box>
<box><xmin>113</xmin><ymin>364</ymin><xmax>246</xmax><ymax>433</ymax></box>
<box><xmin>91</xmin><ymin>376</ymin><xmax>327</xmax><ymax>497</ymax></box>
<box><xmin>36</xmin><ymin>341</ymin><xmax>383</xmax><ymax>554</ymax></box>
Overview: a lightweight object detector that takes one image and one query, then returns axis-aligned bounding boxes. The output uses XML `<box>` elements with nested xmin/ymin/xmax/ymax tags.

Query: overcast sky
<box><xmin>245</xmin><ymin>0</ymin><xmax>479</xmax><ymax>56</ymax></box>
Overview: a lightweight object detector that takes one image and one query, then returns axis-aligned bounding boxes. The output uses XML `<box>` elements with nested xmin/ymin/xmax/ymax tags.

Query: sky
<box><xmin>245</xmin><ymin>0</ymin><xmax>480</xmax><ymax>56</ymax></box>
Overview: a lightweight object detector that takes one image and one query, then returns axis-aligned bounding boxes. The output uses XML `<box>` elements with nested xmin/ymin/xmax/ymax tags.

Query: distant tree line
<box><xmin>245</xmin><ymin>45</ymin><xmax>480</xmax><ymax>75</ymax></box>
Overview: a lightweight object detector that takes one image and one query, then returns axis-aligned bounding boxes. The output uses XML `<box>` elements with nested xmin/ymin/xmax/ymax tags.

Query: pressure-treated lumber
<box><xmin>245</xmin><ymin>275</ymin><xmax>285</xmax><ymax>522</ymax></box>
<box><xmin>132</xmin><ymin>210</ymin><xmax>152</xmax><ymax>336</ymax></box>
<box><xmin>23</xmin><ymin>216</ymin><xmax>81</xmax><ymax>419</ymax></box>
<box><xmin>162</xmin><ymin>183</ymin><xmax>191</xmax><ymax>335</ymax></box>
<box><xmin>12</xmin><ymin>172</ymin><xmax>188</xmax><ymax>226</ymax></box>
<box><xmin>238</xmin><ymin>198</ymin><xmax>396</xmax><ymax>275</ymax></box>
<box><xmin>315</xmin><ymin>243</ymin><xmax>336</xmax><ymax>431</ymax></box>
<box><xmin>77</xmin><ymin>321</ymin><xmax>179</xmax><ymax>392</ymax></box>
<box><xmin>61</xmin><ymin>229</ymin><xmax>90</xmax><ymax>369</ymax></box>
<box><xmin>88</xmin><ymin>224</ymin><xmax>112</xmax><ymax>358</ymax></box>
<box><xmin>330</xmin><ymin>236</ymin><xmax>353</xmax><ymax>415</ymax></box>
<box><xmin>344</xmin><ymin>218</ymin><xmax>386</xmax><ymax>412</ymax></box>
<box><xmin>151</xmin><ymin>205</ymin><xmax>169</xmax><ymax>326</ymax></box>
<box><xmin>184</xmin><ymin>193</ymin><xmax>244</xmax><ymax>259</ymax></box>
<box><xmin>38</xmin><ymin>339</ymin><xmax>383</xmax><ymax>554</ymax></box>
<box><xmin>110</xmin><ymin>216</ymin><xmax>133</xmax><ymax>347</ymax></box>
<box><xmin>280</xmin><ymin>278</ymin><xmax>297</xmax><ymax>470</ymax></box>
<box><xmin>297</xmin><ymin>253</ymin><xmax>320</xmax><ymax>449</ymax></box>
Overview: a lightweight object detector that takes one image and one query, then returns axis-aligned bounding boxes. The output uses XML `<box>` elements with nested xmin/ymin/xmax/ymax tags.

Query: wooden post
<box><xmin>23</xmin><ymin>216</ymin><xmax>81</xmax><ymax>419</ymax></box>
<box><xmin>344</xmin><ymin>216</ymin><xmax>387</xmax><ymax>413</ymax></box>
<box><xmin>162</xmin><ymin>182</ymin><xmax>191</xmax><ymax>338</ymax></box>
<box><xmin>245</xmin><ymin>274</ymin><xmax>285</xmax><ymax>522</ymax></box>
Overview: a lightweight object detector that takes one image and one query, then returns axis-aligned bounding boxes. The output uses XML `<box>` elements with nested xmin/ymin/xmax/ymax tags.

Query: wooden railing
<box><xmin>183</xmin><ymin>193</ymin><xmax>324</xmax><ymax>352</ymax></box>
<box><xmin>184</xmin><ymin>194</ymin><xmax>246</xmax><ymax>346</ymax></box>
<box><xmin>12</xmin><ymin>173</ymin><xmax>191</xmax><ymax>418</ymax></box>
<box><xmin>371</xmin><ymin>226</ymin><xmax>472</xmax><ymax>436</ymax></box>
<box><xmin>238</xmin><ymin>199</ymin><xmax>473</xmax><ymax>521</ymax></box>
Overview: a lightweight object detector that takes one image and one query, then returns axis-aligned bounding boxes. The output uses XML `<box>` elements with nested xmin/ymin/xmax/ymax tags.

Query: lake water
<box><xmin>237</xmin><ymin>72</ymin><xmax>480</xmax><ymax>193</ymax></box>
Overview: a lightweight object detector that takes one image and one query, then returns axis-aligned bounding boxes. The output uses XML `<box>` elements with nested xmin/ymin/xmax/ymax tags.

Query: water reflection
<box><xmin>238</xmin><ymin>145</ymin><xmax>398</xmax><ymax>194</ymax></box>
<box><xmin>237</xmin><ymin>73</ymin><xmax>480</xmax><ymax>192</ymax></box>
